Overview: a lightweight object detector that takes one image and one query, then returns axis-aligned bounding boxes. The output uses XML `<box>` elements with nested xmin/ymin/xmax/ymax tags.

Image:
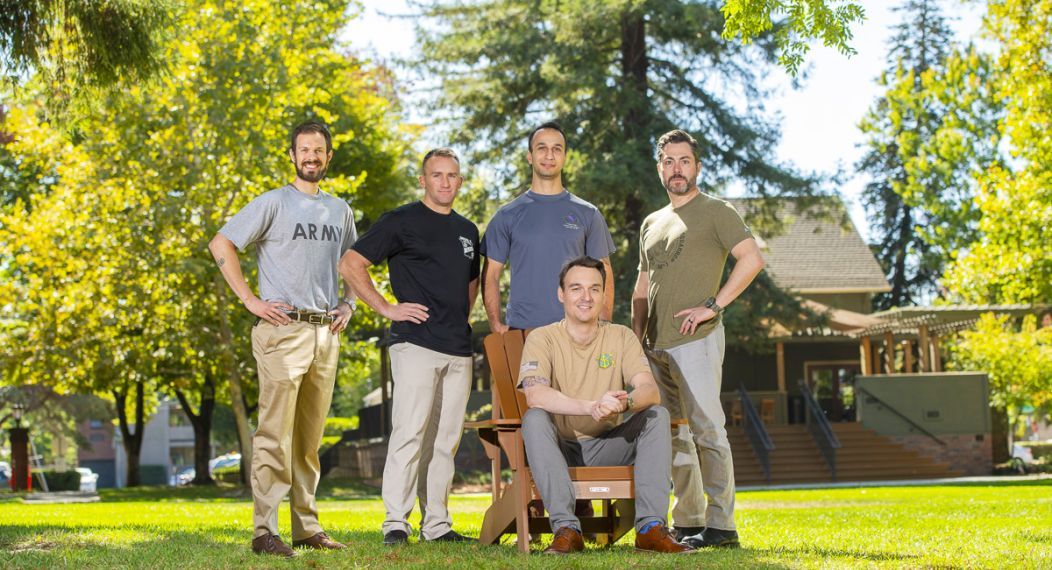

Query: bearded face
<box><xmin>290</xmin><ymin>132</ymin><xmax>331</xmax><ymax>183</ymax></box>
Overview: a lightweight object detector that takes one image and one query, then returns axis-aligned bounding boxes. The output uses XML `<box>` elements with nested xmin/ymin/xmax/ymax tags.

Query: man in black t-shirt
<box><xmin>339</xmin><ymin>148</ymin><xmax>480</xmax><ymax>546</ymax></box>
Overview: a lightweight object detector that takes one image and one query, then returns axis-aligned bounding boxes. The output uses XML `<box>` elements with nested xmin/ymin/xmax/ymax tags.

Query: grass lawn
<box><xmin>1</xmin><ymin>478</ymin><xmax>1049</xmax><ymax>568</ymax></box>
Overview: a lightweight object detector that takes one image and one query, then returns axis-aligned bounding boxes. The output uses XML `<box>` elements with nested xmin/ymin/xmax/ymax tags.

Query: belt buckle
<box><xmin>307</xmin><ymin>313</ymin><xmax>324</xmax><ymax>325</ymax></box>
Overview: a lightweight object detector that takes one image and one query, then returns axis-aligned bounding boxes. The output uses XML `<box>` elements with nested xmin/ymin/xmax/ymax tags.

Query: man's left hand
<box><xmin>673</xmin><ymin>306</ymin><xmax>717</xmax><ymax>336</ymax></box>
<box><xmin>327</xmin><ymin>302</ymin><xmax>355</xmax><ymax>334</ymax></box>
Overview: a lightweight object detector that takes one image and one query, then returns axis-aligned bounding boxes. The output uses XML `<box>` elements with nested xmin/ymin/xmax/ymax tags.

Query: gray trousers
<box><xmin>521</xmin><ymin>405</ymin><xmax>672</xmax><ymax>533</ymax></box>
<box><xmin>647</xmin><ymin>325</ymin><xmax>736</xmax><ymax>530</ymax></box>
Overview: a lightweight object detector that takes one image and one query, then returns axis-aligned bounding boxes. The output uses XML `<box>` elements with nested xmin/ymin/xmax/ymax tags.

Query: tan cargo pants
<box><xmin>250</xmin><ymin>320</ymin><xmax>340</xmax><ymax>540</ymax></box>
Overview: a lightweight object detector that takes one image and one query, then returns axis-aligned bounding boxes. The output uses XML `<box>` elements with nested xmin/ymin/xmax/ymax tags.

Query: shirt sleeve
<box><xmin>480</xmin><ymin>210</ymin><xmax>511</xmax><ymax>263</ymax></box>
<box><xmin>637</xmin><ymin>223</ymin><xmax>649</xmax><ymax>273</ymax></box>
<box><xmin>351</xmin><ymin>210</ymin><xmax>401</xmax><ymax>264</ymax></box>
<box><xmin>341</xmin><ymin>205</ymin><xmax>358</xmax><ymax>256</ymax></box>
<box><xmin>620</xmin><ymin>327</ymin><xmax>651</xmax><ymax>385</ymax></box>
<box><xmin>517</xmin><ymin>330</ymin><xmax>554</xmax><ymax>390</ymax></box>
<box><xmin>715</xmin><ymin>201</ymin><xmax>753</xmax><ymax>252</ymax></box>
<box><xmin>218</xmin><ymin>194</ymin><xmax>277</xmax><ymax>251</ymax></box>
<box><xmin>584</xmin><ymin>207</ymin><xmax>616</xmax><ymax>259</ymax></box>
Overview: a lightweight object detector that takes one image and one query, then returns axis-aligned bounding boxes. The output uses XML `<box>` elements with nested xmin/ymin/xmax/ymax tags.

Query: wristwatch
<box><xmin>340</xmin><ymin>297</ymin><xmax>356</xmax><ymax>310</ymax></box>
<box><xmin>703</xmin><ymin>296</ymin><xmax>724</xmax><ymax>315</ymax></box>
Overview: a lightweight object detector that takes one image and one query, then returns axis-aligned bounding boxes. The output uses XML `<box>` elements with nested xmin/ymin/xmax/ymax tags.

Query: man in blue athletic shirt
<box><xmin>481</xmin><ymin>121</ymin><xmax>616</xmax><ymax>332</ymax></box>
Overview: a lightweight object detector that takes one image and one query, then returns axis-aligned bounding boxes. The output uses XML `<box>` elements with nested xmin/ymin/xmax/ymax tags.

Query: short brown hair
<box><xmin>290</xmin><ymin>120</ymin><xmax>332</xmax><ymax>152</ymax></box>
<box><xmin>421</xmin><ymin>147</ymin><xmax>461</xmax><ymax>173</ymax></box>
<box><xmin>655</xmin><ymin>129</ymin><xmax>699</xmax><ymax>162</ymax></box>
<box><xmin>558</xmin><ymin>256</ymin><xmax>606</xmax><ymax>289</ymax></box>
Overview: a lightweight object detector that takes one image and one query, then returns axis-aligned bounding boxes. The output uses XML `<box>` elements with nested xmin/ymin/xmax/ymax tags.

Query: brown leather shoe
<box><xmin>635</xmin><ymin>523</ymin><xmax>696</xmax><ymax>554</ymax></box>
<box><xmin>251</xmin><ymin>534</ymin><xmax>297</xmax><ymax>557</ymax></box>
<box><xmin>292</xmin><ymin>531</ymin><xmax>346</xmax><ymax>550</ymax></box>
<box><xmin>543</xmin><ymin>527</ymin><xmax>584</xmax><ymax>555</ymax></box>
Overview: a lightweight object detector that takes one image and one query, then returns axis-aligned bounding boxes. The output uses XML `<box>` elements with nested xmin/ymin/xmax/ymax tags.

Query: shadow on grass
<box><xmin>90</xmin><ymin>477</ymin><xmax>379</xmax><ymax>504</ymax></box>
<box><xmin>1</xmin><ymin>522</ymin><xmax>789</xmax><ymax>568</ymax></box>
<box><xmin>96</xmin><ymin>484</ymin><xmax>248</xmax><ymax>503</ymax></box>
<box><xmin>757</xmin><ymin>544</ymin><xmax>922</xmax><ymax>563</ymax></box>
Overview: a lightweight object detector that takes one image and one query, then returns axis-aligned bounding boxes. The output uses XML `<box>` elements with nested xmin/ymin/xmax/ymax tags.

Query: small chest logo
<box><xmin>562</xmin><ymin>213</ymin><xmax>582</xmax><ymax>230</ymax></box>
<box><xmin>458</xmin><ymin>236</ymin><xmax>475</xmax><ymax>259</ymax></box>
<box><xmin>597</xmin><ymin>353</ymin><xmax>614</xmax><ymax>369</ymax></box>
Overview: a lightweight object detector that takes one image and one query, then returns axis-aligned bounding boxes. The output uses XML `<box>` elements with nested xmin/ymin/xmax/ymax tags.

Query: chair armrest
<box><xmin>464</xmin><ymin>418</ymin><xmax>523</xmax><ymax>430</ymax></box>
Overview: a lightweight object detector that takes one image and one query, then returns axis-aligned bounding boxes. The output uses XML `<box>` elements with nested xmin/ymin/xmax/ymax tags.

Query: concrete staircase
<box><xmin>729</xmin><ymin>423</ymin><xmax>963</xmax><ymax>486</ymax></box>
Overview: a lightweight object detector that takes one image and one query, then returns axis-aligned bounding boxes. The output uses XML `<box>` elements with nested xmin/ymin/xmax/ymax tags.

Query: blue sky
<box><xmin>342</xmin><ymin>1</ymin><xmax>986</xmax><ymax>241</ymax></box>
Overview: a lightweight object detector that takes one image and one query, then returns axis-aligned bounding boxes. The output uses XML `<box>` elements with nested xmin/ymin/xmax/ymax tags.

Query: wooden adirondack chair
<box><xmin>467</xmin><ymin>329</ymin><xmax>664</xmax><ymax>553</ymax></box>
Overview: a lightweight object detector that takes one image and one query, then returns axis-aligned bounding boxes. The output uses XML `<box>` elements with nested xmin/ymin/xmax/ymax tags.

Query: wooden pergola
<box><xmin>851</xmin><ymin>305</ymin><xmax>1042</xmax><ymax>376</ymax></box>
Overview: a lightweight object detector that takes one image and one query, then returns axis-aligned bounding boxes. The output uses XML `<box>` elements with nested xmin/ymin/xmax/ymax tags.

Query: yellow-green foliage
<box><xmin>944</xmin><ymin>0</ymin><xmax>1052</xmax><ymax>304</ymax></box>
<box><xmin>950</xmin><ymin>314</ymin><xmax>1052</xmax><ymax>423</ymax></box>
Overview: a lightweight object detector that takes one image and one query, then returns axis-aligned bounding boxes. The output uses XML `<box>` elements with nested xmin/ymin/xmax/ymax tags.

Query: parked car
<box><xmin>0</xmin><ymin>461</ymin><xmax>9</xmax><ymax>487</ymax></box>
<box><xmin>75</xmin><ymin>467</ymin><xmax>99</xmax><ymax>492</ymax></box>
<box><xmin>174</xmin><ymin>467</ymin><xmax>195</xmax><ymax>486</ymax></box>
<box><xmin>208</xmin><ymin>453</ymin><xmax>241</xmax><ymax>475</ymax></box>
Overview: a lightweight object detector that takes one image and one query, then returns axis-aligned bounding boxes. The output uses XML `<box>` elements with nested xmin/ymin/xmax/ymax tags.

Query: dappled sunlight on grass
<box><xmin>1</xmin><ymin>481</ymin><xmax>1049</xmax><ymax>568</ymax></box>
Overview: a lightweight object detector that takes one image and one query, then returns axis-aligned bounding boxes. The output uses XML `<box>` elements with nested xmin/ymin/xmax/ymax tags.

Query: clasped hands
<box><xmin>590</xmin><ymin>390</ymin><xmax>629</xmax><ymax>422</ymax></box>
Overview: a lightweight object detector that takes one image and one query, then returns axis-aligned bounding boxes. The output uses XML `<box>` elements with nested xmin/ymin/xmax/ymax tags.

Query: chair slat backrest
<box><xmin>484</xmin><ymin>331</ymin><xmax>527</xmax><ymax>420</ymax></box>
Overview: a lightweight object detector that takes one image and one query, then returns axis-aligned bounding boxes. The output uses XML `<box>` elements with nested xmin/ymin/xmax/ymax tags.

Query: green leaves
<box><xmin>943</xmin><ymin>0</ymin><xmax>1052</xmax><ymax>305</ymax></box>
<box><xmin>721</xmin><ymin>0</ymin><xmax>865</xmax><ymax>75</ymax></box>
<box><xmin>950</xmin><ymin>314</ymin><xmax>1052</xmax><ymax>424</ymax></box>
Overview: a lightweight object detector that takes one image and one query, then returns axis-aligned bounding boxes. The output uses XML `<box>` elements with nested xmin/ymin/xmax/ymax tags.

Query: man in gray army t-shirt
<box><xmin>209</xmin><ymin>120</ymin><xmax>355</xmax><ymax>558</ymax></box>
<box><xmin>481</xmin><ymin>121</ymin><xmax>616</xmax><ymax>331</ymax></box>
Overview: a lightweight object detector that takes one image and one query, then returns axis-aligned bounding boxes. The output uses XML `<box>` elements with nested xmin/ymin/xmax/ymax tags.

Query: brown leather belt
<box><xmin>286</xmin><ymin>310</ymin><xmax>335</xmax><ymax>325</ymax></box>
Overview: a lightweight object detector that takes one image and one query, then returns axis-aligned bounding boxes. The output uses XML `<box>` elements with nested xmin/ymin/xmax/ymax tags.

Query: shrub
<box><xmin>324</xmin><ymin>417</ymin><xmax>358</xmax><ymax>437</ymax></box>
<box><xmin>38</xmin><ymin>470</ymin><xmax>81</xmax><ymax>491</ymax></box>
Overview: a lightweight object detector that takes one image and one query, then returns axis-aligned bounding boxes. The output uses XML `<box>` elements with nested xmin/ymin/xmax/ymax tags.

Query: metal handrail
<box><xmin>856</xmin><ymin>386</ymin><xmax>947</xmax><ymax>446</ymax></box>
<box><xmin>738</xmin><ymin>385</ymin><xmax>775</xmax><ymax>483</ymax></box>
<box><xmin>798</xmin><ymin>380</ymin><xmax>841</xmax><ymax>480</ymax></box>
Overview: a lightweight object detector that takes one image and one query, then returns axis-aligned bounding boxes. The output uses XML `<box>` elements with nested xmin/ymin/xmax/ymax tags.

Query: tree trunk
<box><xmin>113</xmin><ymin>380</ymin><xmax>145</xmax><ymax>487</ymax></box>
<box><xmin>619</xmin><ymin>8</ymin><xmax>649</xmax><ymax>240</ymax></box>
<box><xmin>174</xmin><ymin>377</ymin><xmax>216</xmax><ymax>486</ymax></box>
<box><xmin>213</xmin><ymin>274</ymin><xmax>254</xmax><ymax>486</ymax></box>
<box><xmin>991</xmin><ymin>405</ymin><xmax>1011</xmax><ymax>464</ymax></box>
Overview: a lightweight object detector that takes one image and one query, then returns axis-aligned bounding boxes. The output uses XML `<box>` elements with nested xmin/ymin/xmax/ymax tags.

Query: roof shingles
<box><xmin>729</xmin><ymin>198</ymin><xmax>891</xmax><ymax>293</ymax></box>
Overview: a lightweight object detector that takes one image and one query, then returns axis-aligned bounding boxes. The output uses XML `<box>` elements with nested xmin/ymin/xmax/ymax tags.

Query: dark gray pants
<box><xmin>521</xmin><ymin>405</ymin><xmax>673</xmax><ymax>533</ymax></box>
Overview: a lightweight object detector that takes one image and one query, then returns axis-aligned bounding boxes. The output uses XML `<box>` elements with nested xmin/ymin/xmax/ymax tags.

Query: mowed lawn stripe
<box><xmin>1</xmin><ymin>481</ymin><xmax>1049</xmax><ymax>568</ymax></box>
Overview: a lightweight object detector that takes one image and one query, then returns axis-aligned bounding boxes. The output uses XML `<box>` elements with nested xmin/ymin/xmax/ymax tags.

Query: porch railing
<box><xmin>798</xmin><ymin>380</ymin><xmax>841</xmax><ymax>480</ymax></box>
<box><xmin>856</xmin><ymin>386</ymin><xmax>946</xmax><ymax>446</ymax></box>
<box><xmin>739</xmin><ymin>384</ymin><xmax>775</xmax><ymax>483</ymax></box>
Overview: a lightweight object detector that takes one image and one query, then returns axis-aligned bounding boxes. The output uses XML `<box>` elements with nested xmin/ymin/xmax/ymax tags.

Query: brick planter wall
<box><xmin>890</xmin><ymin>433</ymin><xmax>992</xmax><ymax>476</ymax></box>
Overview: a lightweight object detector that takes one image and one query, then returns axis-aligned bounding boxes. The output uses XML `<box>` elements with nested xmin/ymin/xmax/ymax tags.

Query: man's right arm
<box><xmin>521</xmin><ymin>376</ymin><xmax>591</xmax><ymax>415</ymax></box>
<box><xmin>631</xmin><ymin>271</ymin><xmax>650</xmax><ymax>342</ymax></box>
<box><xmin>338</xmin><ymin>249</ymin><xmax>430</xmax><ymax>323</ymax></box>
<box><xmin>482</xmin><ymin>257</ymin><xmax>508</xmax><ymax>333</ymax></box>
<box><xmin>208</xmin><ymin>233</ymin><xmax>291</xmax><ymax>326</ymax></box>
<box><xmin>521</xmin><ymin>376</ymin><xmax>626</xmax><ymax>421</ymax></box>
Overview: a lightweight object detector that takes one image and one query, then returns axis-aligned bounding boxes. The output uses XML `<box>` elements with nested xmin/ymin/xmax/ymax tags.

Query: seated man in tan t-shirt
<box><xmin>517</xmin><ymin>256</ymin><xmax>695</xmax><ymax>555</ymax></box>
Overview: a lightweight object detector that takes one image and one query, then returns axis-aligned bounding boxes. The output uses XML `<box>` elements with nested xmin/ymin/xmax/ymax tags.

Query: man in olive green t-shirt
<box><xmin>518</xmin><ymin>256</ymin><xmax>693</xmax><ymax>555</ymax></box>
<box><xmin>631</xmin><ymin>129</ymin><xmax>766</xmax><ymax>549</ymax></box>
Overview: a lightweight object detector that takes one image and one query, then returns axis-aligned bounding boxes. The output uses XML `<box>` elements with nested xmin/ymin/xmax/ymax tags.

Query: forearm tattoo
<box><xmin>519</xmin><ymin>376</ymin><xmax>551</xmax><ymax>389</ymax></box>
<box><xmin>215</xmin><ymin>256</ymin><xmax>226</xmax><ymax>268</ymax></box>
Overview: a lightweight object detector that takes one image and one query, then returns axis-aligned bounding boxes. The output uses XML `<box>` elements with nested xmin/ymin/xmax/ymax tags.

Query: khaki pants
<box><xmin>382</xmin><ymin>342</ymin><xmax>472</xmax><ymax>539</ymax></box>
<box><xmin>646</xmin><ymin>324</ymin><xmax>736</xmax><ymax>531</ymax></box>
<box><xmin>250</xmin><ymin>321</ymin><xmax>340</xmax><ymax>540</ymax></box>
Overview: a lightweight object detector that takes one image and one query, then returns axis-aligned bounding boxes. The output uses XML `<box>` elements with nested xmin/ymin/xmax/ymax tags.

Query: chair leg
<box><xmin>608</xmin><ymin>499</ymin><xmax>636</xmax><ymax>546</ymax></box>
<box><xmin>479</xmin><ymin>479</ymin><xmax>520</xmax><ymax>545</ymax></box>
<box><xmin>514</xmin><ymin>470</ymin><xmax>531</xmax><ymax>553</ymax></box>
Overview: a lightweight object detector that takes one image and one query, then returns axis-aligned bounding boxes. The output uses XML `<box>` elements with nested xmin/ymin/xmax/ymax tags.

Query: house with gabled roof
<box><xmin>715</xmin><ymin>198</ymin><xmax>1028</xmax><ymax>484</ymax></box>
<box><xmin>725</xmin><ymin>198</ymin><xmax>889</xmax><ymax>424</ymax></box>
